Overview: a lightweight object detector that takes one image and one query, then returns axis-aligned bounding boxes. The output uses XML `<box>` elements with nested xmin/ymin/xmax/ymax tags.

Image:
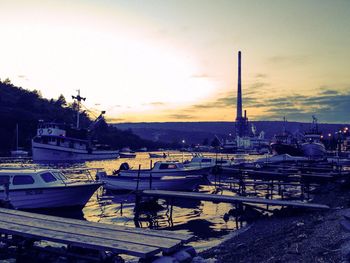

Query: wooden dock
<box><xmin>0</xmin><ymin>207</ymin><xmax>194</xmax><ymax>259</ymax></box>
<box><xmin>141</xmin><ymin>190</ymin><xmax>330</xmax><ymax>210</ymax></box>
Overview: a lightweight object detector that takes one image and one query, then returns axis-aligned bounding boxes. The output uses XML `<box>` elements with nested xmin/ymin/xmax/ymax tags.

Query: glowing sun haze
<box><xmin>1</xmin><ymin>0</ymin><xmax>349</xmax><ymax>123</ymax></box>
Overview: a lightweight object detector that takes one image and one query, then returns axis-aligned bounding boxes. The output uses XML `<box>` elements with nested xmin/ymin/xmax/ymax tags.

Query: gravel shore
<box><xmin>200</xmin><ymin>182</ymin><xmax>350</xmax><ymax>263</ymax></box>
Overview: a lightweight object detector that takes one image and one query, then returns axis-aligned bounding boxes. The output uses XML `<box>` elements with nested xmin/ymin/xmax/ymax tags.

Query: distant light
<box><xmin>328</xmin><ymin>133</ymin><xmax>332</xmax><ymax>137</ymax></box>
<box><xmin>320</xmin><ymin>135</ymin><xmax>323</xmax><ymax>139</ymax></box>
<box><xmin>182</xmin><ymin>140</ymin><xmax>185</xmax><ymax>144</ymax></box>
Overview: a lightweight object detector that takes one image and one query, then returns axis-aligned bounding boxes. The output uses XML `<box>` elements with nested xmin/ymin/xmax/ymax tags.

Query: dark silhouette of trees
<box><xmin>0</xmin><ymin>79</ymin><xmax>168</xmax><ymax>155</ymax></box>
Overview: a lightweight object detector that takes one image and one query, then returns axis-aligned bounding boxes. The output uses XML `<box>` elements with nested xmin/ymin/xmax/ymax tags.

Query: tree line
<box><xmin>0</xmin><ymin>78</ymin><xmax>171</xmax><ymax>156</ymax></box>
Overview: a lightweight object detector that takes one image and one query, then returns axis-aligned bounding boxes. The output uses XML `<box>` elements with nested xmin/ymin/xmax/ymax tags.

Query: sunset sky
<box><xmin>0</xmin><ymin>0</ymin><xmax>349</xmax><ymax>123</ymax></box>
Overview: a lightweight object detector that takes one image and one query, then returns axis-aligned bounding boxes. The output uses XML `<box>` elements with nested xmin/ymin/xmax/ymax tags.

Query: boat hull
<box><xmin>119</xmin><ymin>167</ymin><xmax>211</xmax><ymax>178</ymax></box>
<box><xmin>101</xmin><ymin>175</ymin><xmax>205</xmax><ymax>191</ymax></box>
<box><xmin>301</xmin><ymin>142</ymin><xmax>326</xmax><ymax>158</ymax></box>
<box><xmin>270</xmin><ymin>142</ymin><xmax>303</xmax><ymax>156</ymax></box>
<box><xmin>32</xmin><ymin>142</ymin><xmax>119</xmax><ymax>162</ymax></box>
<box><xmin>0</xmin><ymin>183</ymin><xmax>101</xmax><ymax>209</ymax></box>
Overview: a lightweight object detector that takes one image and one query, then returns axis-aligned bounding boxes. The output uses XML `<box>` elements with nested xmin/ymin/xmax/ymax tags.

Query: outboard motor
<box><xmin>119</xmin><ymin>162</ymin><xmax>130</xmax><ymax>171</ymax></box>
<box><xmin>96</xmin><ymin>171</ymin><xmax>107</xmax><ymax>180</ymax></box>
<box><xmin>112</xmin><ymin>162</ymin><xmax>130</xmax><ymax>175</ymax></box>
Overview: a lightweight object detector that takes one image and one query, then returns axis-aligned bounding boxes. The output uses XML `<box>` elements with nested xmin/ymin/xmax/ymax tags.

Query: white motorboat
<box><xmin>97</xmin><ymin>171</ymin><xmax>205</xmax><ymax>191</ymax></box>
<box><xmin>115</xmin><ymin>161</ymin><xmax>211</xmax><ymax>178</ymax></box>
<box><xmin>0</xmin><ymin>168</ymin><xmax>102</xmax><ymax>209</ymax></box>
<box><xmin>149</xmin><ymin>152</ymin><xmax>167</xmax><ymax>158</ymax></box>
<box><xmin>119</xmin><ymin>147</ymin><xmax>136</xmax><ymax>158</ymax></box>
<box><xmin>184</xmin><ymin>156</ymin><xmax>232</xmax><ymax>169</ymax></box>
<box><xmin>255</xmin><ymin>154</ymin><xmax>308</xmax><ymax>164</ymax></box>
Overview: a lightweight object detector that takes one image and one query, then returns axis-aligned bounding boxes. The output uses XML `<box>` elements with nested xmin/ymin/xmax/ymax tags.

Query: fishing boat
<box><xmin>97</xmin><ymin>171</ymin><xmax>205</xmax><ymax>191</ymax></box>
<box><xmin>0</xmin><ymin>168</ymin><xmax>102</xmax><ymax>209</ymax></box>
<box><xmin>270</xmin><ymin>118</ymin><xmax>303</xmax><ymax>156</ymax></box>
<box><xmin>301</xmin><ymin>116</ymin><xmax>326</xmax><ymax>159</ymax></box>
<box><xmin>32</xmin><ymin>121</ymin><xmax>119</xmax><ymax>162</ymax></box>
<box><xmin>114</xmin><ymin>161</ymin><xmax>211</xmax><ymax>178</ymax></box>
<box><xmin>32</xmin><ymin>91</ymin><xmax>119</xmax><ymax>162</ymax></box>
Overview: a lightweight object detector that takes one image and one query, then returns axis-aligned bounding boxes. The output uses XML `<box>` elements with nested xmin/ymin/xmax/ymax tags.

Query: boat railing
<box><xmin>61</xmin><ymin>168</ymin><xmax>104</xmax><ymax>183</ymax></box>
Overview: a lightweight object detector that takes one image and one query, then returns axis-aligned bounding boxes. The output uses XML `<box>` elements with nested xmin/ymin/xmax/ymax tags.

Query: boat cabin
<box><xmin>0</xmin><ymin>169</ymin><xmax>69</xmax><ymax>190</ymax></box>
<box><xmin>33</xmin><ymin>135</ymin><xmax>89</xmax><ymax>151</ymax></box>
<box><xmin>153</xmin><ymin>161</ymin><xmax>185</xmax><ymax>171</ymax></box>
<box><xmin>37</xmin><ymin>122</ymin><xmax>66</xmax><ymax>137</ymax></box>
<box><xmin>185</xmin><ymin>157</ymin><xmax>231</xmax><ymax>168</ymax></box>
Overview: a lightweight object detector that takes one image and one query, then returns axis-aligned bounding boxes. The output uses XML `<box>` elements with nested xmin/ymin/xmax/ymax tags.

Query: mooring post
<box><xmin>234</xmin><ymin>203</ymin><xmax>239</xmax><ymax>229</ymax></box>
<box><xmin>149</xmin><ymin>172</ymin><xmax>153</xmax><ymax>190</ymax></box>
<box><xmin>136</xmin><ymin>164</ymin><xmax>141</xmax><ymax>191</ymax></box>
<box><xmin>170</xmin><ymin>198</ymin><xmax>174</xmax><ymax>220</ymax></box>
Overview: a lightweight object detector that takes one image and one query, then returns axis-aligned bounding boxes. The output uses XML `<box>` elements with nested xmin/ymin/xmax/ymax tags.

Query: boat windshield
<box><xmin>52</xmin><ymin>171</ymin><xmax>68</xmax><ymax>181</ymax></box>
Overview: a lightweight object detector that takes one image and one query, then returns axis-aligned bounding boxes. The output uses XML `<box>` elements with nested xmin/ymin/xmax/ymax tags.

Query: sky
<box><xmin>0</xmin><ymin>0</ymin><xmax>349</xmax><ymax>123</ymax></box>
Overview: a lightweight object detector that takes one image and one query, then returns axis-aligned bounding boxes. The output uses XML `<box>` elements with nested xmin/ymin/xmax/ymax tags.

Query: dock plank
<box><xmin>0</xmin><ymin>221</ymin><xmax>160</xmax><ymax>258</ymax></box>
<box><xmin>0</xmin><ymin>208</ymin><xmax>193</xmax><ymax>243</ymax></box>
<box><xmin>0</xmin><ymin>208</ymin><xmax>195</xmax><ymax>257</ymax></box>
<box><xmin>142</xmin><ymin>190</ymin><xmax>330</xmax><ymax>210</ymax></box>
<box><xmin>0</xmin><ymin>213</ymin><xmax>181</xmax><ymax>254</ymax></box>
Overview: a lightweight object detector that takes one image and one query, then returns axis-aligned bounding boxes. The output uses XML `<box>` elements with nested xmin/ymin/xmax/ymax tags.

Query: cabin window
<box><xmin>0</xmin><ymin>175</ymin><xmax>10</xmax><ymax>185</ymax></box>
<box><xmin>40</xmin><ymin>172</ymin><xmax>57</xmax><ymax>183</ymax></box>
<box><xmin>201</xmin><ymin>159</ymin><xmax>212</xmax><ymax>163</ymax></box>
<box><xmin>13</xmin><ymin>175</ymin><xmax>35</xmax><ymax>185</ymax></box>
<box><xmin>159</xmin><ymin>164</ymin><xmax>177</xmax><ymax>169</ymax></box>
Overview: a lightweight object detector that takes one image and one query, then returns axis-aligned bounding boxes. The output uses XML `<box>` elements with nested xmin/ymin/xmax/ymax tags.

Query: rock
<box><xmin>151</xmin><ymin>256</ymin><xmax>179</xmax><ymax>263</ymax></box>
<box><xmin>341</xmin><ymin>220</ymin><xmax>350</xmax><ymax>232</ymax></box>
<box><xmin>204</xmin><ymin>258</ymin><xmax>217</xmax><ymax>263</ymax></box>
<box><xmin>181</xmin><ymin>246</ymin><xmax>197</xmax><ymax>258</ymax></box>
<box><xmin>172</xmin><ymin>251</ymin><xmax>192</xmax><ymax>263</ymax></box>
<box><xmin>0</xmin><ymin>259</ymin><xmax>16</xmax><ymax>263</ymax></box>
<box><xmin>191</xmin><ymin>256</ymin><xmax>206</xmax><ymax>263</ymax></box>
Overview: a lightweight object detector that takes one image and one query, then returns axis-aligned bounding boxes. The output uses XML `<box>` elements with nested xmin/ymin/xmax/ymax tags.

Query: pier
<box><xmin>0</xmin><ymin>207</ymin><xmax>194</xmax><ymax>261</ymax></box>
<box><xmin>141</xmin><ymin>190</ymin><xmax>330</xmax><ymax>210</ymax></box>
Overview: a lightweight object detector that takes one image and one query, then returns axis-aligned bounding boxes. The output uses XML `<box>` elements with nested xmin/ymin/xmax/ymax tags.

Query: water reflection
<box><xmin>1</xmin><ymin>151</ymin><xmax>258</xmax><ymax>251</ymax></box>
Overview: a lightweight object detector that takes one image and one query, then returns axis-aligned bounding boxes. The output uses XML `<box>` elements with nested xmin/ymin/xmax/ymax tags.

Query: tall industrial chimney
<box><xmin>236</xmin><ymin>51</ymin><xmax>242</xmax><ymax>120</ymax></box>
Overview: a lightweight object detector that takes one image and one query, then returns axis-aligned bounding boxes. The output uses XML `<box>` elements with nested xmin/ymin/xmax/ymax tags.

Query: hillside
<box><xmin>0</xmin><ymin>79</ymin><xmax>165</xmax><ymax>155</ymax></box>
<box><xmin>114</xmin><ymin>121</ymin><xmax>348</xmax><ymax>145</ymax></box>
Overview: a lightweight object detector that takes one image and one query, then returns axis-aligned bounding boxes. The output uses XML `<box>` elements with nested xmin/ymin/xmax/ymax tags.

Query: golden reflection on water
<box><xmin>82</xmin><ymin>151</ymin><xmax>257</xmax><ymax>251</ymax></box>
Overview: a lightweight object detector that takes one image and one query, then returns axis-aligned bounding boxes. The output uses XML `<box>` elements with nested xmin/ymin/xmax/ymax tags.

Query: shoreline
<box><xmin>199</xmin><ymin>182</ymin><xmax>350</xmax><ymax>263</ymax></box>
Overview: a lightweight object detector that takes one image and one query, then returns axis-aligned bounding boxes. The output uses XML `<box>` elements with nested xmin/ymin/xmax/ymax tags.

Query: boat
<box><xmin>183</xmin><ymin>155</ymin><xmax>232</xmax><ymax>169</ymax></box>
<box><xmin>255</xmin><ymin>154</ymin><xmax>308</xmax><ymax>164</ymax></box>
<box><xmin>32</xmin><ymin>91</ymin><xmax>119</xmax><ymax>162</ymax></box>
<box><xmin>32</xmin><ymin>121</ymin><xmax>119</xmax><ymax>162</ymax></box>
<box><xmin>149</xmin><ymin>152</ymin><xmax>167</xmax><ymax>158</ymax></box>
<box><xmin>270</xmin><ymin>118</ymin><xmax>303</xmax><ymax>156</ymax></box>
<box><xmin>114</xmin><ymin>161</ymin><xmax>211</xmax><ymax>178</ymax></box>
<box><xmin>119</xmin><ymin>147</ymin><xmax>136</xmax><ymax>158</ymax></box>
<box><xmin>0</xmin><ymin>168</ymin><xmax>102</xmax><ymax>209</ymax></box>
<box><xmin>98</xmin><ymin>172</ymin><xmax>205</xmax><ymax>191</ymax></box>
<box><xmin>11</xmin><ymin>124</ymin><xmax>28</xmax><ymax>158</ymax></box>
<box><xmin>301</xmin><ymin>116</ymin><xmax>326</xmax><ymax>159</ymax></box>
<box><xmin>97</xmin><ymin>171</ymin><xmax>205</xmax><ymax>191</ymax></box>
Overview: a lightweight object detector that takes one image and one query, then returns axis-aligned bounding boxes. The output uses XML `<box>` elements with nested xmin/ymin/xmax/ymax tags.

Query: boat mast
<box><xmin>16</xmin><ymin>123</ymin><xmax>18</xmax><ymax>150</ymax></box>
<box><xmin>72</xmin><ymin>90</ymin><xmax>86</xmax><ymax>129</ymax></box>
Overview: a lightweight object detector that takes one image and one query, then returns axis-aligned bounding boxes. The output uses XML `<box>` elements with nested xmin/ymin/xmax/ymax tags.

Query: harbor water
<box><xmin>1</xmin><ymin>151</ymin><xmax>259</xmax><ymax>253</ymax></box>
